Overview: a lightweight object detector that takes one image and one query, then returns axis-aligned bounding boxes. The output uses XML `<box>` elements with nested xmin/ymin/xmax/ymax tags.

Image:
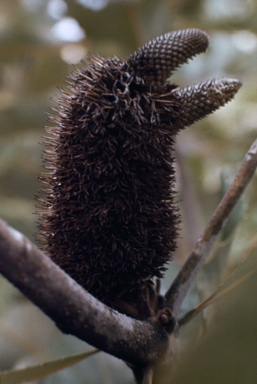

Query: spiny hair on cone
<box><xmin>37</xmin><ymin>29</ymin><xmax>241</xmax><ymax>320</ymax></box>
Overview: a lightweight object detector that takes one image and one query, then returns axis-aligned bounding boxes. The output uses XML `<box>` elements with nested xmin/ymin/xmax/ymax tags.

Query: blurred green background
<box><xmin>0</xmin><ymin>0</ymin><xmax>257</xmax><ymax>383</ymax></box>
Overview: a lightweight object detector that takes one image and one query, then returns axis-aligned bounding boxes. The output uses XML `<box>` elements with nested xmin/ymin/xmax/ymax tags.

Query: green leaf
<box><xmin>172</xmin><ymin>250</ymin><xmax>257</xmax><ymax>384</ymax></box>
<box><xmin>179</xmin><ymin>249</ymin><xmax>257</xmax><ymax>326</ymax></box>
<box><xmin>0</xmin><ymin>349</ymin><xmax>99</xmax><ymax>384</ymax></box>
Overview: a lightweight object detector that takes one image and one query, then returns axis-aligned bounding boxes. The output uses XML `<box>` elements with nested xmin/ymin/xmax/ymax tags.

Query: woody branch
<box><xmin>0</xmin><ymin>219</ymin><xmax>171</xmax><ymax>367</ymax></box>
<box><xmin>0</xmin><ymin>138</ymin><xmax>256</xmax><ymax>368</ymax></box>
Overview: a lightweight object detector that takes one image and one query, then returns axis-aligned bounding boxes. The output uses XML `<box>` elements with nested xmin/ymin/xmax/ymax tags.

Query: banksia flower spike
<box><xmin>37</xmin><ymin>29</ymin><xmax>241</xmax><ymax>320</ymax></box>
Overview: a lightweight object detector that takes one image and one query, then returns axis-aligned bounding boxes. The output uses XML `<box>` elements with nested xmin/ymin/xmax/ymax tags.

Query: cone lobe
<box><xmin>174</xmin><ymin>78</ymin><xmax>242</xmax><ymax>128</ymax></box>
<box><xmin>128</xmin><ymin>29</ymin><xmax>209</xmax><ymax>86</ymax></box>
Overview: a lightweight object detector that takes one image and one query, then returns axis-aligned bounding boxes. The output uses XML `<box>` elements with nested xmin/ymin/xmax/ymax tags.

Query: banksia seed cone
<box><xmin>37</xmin><ymin>29</ymin><xmax>241</xmax><ymax>318</ymax></box>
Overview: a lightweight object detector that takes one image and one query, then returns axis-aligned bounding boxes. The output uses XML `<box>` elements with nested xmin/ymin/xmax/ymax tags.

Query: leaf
<box><xmin>172</xmin><ymin>251</ymin><xmax>257</xmax><ymax>384</ymax></box>
<box><xmin>179</xmin><ymin>248</ymin><xmax>257</xmax><ymax>326</ymax></box>
<box><xmin>0</xmin><ymin>349</ymin><xmax>99</xmax><ymax>384</ymax></box>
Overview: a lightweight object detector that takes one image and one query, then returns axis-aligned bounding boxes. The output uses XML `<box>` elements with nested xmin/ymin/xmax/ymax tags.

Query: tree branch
<box><xmin>0</xmin><ymin>219</ymin><xmax>172</xmax><ymax>367</ymax></box>
<box><xmin>165</xmin><ymin>139</ymin><xmax>257</xmax><ymax>315</ymax></box>
<box><xmin>1</xmin><ymin>134</ymin><xmax>256</xmax><ymax>379</ymax></box>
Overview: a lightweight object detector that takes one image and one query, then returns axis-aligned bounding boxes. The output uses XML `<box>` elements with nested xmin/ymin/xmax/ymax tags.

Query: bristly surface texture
<box><xmin>37</xmin><ymin>29</ymin><xmax>241</xmax><ymax>318</ymax></box>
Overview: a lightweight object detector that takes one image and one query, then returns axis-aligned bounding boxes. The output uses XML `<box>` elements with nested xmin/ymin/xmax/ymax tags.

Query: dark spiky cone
<box><xmin>37</xmin><ymin>29</ymin><xmax>241</xmax><ymax>319</ymax></box>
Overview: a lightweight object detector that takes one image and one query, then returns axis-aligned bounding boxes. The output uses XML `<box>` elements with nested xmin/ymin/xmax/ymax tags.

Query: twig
<box><xmin>165</xmin><ymin>139</ymin><xmax>257</xmax><ymax>315</ymax></box>
<box><xmin>0</xmin><ymin>219</ymin><xmax>171</xmax><ymax>367</ymax></box>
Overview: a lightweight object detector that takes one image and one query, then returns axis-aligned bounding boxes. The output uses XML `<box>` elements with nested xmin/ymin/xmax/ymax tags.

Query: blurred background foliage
<box><xmin>0</xmin><ymin>0</ymin><xmax>257</xmax><ymax>383</ymax></box>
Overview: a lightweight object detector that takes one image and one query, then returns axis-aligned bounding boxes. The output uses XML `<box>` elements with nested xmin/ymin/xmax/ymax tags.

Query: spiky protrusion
<box><xmin>37</xmin><ymin>29</ymin><xmax>241</xmax><ymax>319</ymax></box>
